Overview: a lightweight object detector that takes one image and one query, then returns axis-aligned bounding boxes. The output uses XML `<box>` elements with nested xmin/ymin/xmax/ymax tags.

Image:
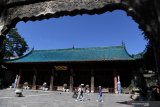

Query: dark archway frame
<box><xmin>0</xmin><ymin>0</ymin><xmax>160</xmax><ymax>85</ymax></box>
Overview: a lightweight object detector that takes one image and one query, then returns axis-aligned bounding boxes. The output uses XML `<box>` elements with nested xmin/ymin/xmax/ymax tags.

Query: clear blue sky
<box><xmin>16</xmin><ymin>10</ymin><xmax>147</xmax><ymax>55</ymax></box>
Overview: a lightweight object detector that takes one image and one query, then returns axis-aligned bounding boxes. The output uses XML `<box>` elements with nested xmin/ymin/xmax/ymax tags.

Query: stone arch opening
<box><xmin>0</xmin><ymin>0</ymin><xmax>160</xmax><ymax>91</ymax></box>
<box><xmin>14</xmin><ymin>10</ymin><xmax>147</xmax><ymax>90</ymax></box>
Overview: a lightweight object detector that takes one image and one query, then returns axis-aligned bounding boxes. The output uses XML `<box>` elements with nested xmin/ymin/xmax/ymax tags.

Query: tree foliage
<box><xmin>2</xmin><ymin>28</ymin><xmax>29</xmax><ymax>58</ymax></box>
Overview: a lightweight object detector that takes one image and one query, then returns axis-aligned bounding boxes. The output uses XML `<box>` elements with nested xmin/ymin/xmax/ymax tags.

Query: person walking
<box><xmin>80</xmin><ymin>86</ymin><xmax>84</xmax><ymax>101</ymax></box>
<box><xmin>72</xmin><ymin>88</ymin><xmax>78</xmax><ymax>98</ymax></box>
<box><xmin>85</xmin><ymin>85</ymin><xmax>90</xmax><ymax>100</ymax></box>
<box><xmin>97</xmin><ymin>86</ymin><xmax>103</xmax><ymax>102</ymax></box>
<box><xmin>75</xmin><ymin>85</ymin><xmax>83</xmax><ymax>101</ymax></box>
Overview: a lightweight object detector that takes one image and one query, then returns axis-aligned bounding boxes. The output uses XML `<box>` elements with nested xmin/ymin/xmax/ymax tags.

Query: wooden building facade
<box><xmin>3</xmin><ymin>45</ymin><xmax>143</xmax><ymax>93</ymax></box>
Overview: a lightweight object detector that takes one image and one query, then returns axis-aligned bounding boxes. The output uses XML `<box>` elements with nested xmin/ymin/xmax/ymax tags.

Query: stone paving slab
<box><xmin>0</xmin><ymin>89</ymin><xmax>132</xmax><ymax>107</ymax></box>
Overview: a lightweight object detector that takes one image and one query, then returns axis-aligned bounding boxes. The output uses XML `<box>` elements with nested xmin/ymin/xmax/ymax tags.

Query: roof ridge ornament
<box><xmin>72</xmin><ymin>45</ymin><xmax>75</xmax><ymax>49</ymax></box>
<box><xmin>121</xmin><ymin>41</ymin><xmax>126</xmax><ymax>47</ymax></box>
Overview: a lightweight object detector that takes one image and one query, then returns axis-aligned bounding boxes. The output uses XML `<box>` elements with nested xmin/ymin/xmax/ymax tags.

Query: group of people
<box><xmin>73</xmin><ymin>85</ymin><xmax>103</xmax><ymax>102</ymax></box>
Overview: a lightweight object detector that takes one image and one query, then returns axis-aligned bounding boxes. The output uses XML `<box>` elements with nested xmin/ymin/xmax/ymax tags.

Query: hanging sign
<box><xmin>54</xmin><ymin>66</ymin><xmax>68</xmax><ymax>71</ymax></box>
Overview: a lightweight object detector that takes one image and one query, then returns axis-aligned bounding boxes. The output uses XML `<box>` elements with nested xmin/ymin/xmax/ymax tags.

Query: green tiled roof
<box><xmin>5</xmin><ymin>45</ymin><xmax>140</xmax><ymax>63</ymax></box>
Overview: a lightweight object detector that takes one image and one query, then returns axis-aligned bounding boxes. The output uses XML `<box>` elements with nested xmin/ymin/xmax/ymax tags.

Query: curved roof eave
<box><xmin>2</xmin><ymin>45</ymin><xmax>142</xmax><ymax>63</ymax></box>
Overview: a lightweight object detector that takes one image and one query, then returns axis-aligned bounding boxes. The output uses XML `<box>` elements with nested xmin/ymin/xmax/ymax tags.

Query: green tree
<box><xmin>2</xmin><ymin>28</ymin><xmax>29</xmax><ymax>58</ymax></box>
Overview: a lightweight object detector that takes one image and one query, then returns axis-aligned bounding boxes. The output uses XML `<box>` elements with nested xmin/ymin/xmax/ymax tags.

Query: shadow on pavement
<box><xmin>116</xmin><ymin>100</ymin><xmax>133</xmax><ymax>106</ymax></box>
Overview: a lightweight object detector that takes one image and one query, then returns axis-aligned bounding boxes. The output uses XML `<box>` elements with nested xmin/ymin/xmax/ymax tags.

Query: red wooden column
<box><xmin>32</xmin><ymin>68</ymin><xmax>37</xmax><ymax>90</ymax></box>
<box><xmin>16</xmin><ymin>69</ymin><xmax>22</xmax><ymax>88</ymax></box>
<box><xmin>49</xmin><ymin>69</ymin><xmax>54</xmax><ymax>91</ymax></box>
<box><xmin>91</xmin><ymin>69</ymin><xmax>94</xmax><ymax>93</ymax></box>
<box><xmin>69</xmin><ymin>69</ymin><xmax>74</xmax><ymax>92</ymax></box>
<box><xmin>114</xmin><ymin>70</ymin><xmax>117</xmax><ymax>93</ymax></box>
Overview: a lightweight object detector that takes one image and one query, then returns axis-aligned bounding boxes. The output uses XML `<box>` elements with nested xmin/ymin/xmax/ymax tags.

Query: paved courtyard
<box><xmin>0</xmin><ymin>89</ymin><xmax>132</xmax><ymax>107</ymax></box>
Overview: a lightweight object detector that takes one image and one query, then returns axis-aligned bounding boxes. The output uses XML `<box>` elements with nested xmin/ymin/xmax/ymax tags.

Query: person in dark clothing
<box><xmin>97</xmin><ymin>86</ymin><xmax>103</xmax><ymax>102</ymax></box>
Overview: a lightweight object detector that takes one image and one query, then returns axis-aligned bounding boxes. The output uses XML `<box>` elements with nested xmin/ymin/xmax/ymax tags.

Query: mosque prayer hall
<box><xmin>3</xmin><ymin>44</ymin><xmax>143</xmax><ymax>93</ymax></box>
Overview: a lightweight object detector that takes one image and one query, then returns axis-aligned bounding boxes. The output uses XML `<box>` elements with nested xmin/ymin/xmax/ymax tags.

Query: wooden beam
<box><xmin>91</xmin><ymin>69</ymin><xmax>94</xmax><ymax>93</ymax></box>
<box><xmin>32</xmin><ymin>67</ymin><xmax>37</xmax><ymax>90</ymax></box>
<box><xmin>69</xmin><ymin>69</ymin><xmax>74</xmax><ymax>92</ymax></box>
<box><xmin>114</xmin><ymin>70</ymin><xmax>117</xmax><ymax>94</ymax></box>
<box><xmin>49</xmin><ymin>69</ymin><xmax>54</xmax><ymax>91</ymax></box>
